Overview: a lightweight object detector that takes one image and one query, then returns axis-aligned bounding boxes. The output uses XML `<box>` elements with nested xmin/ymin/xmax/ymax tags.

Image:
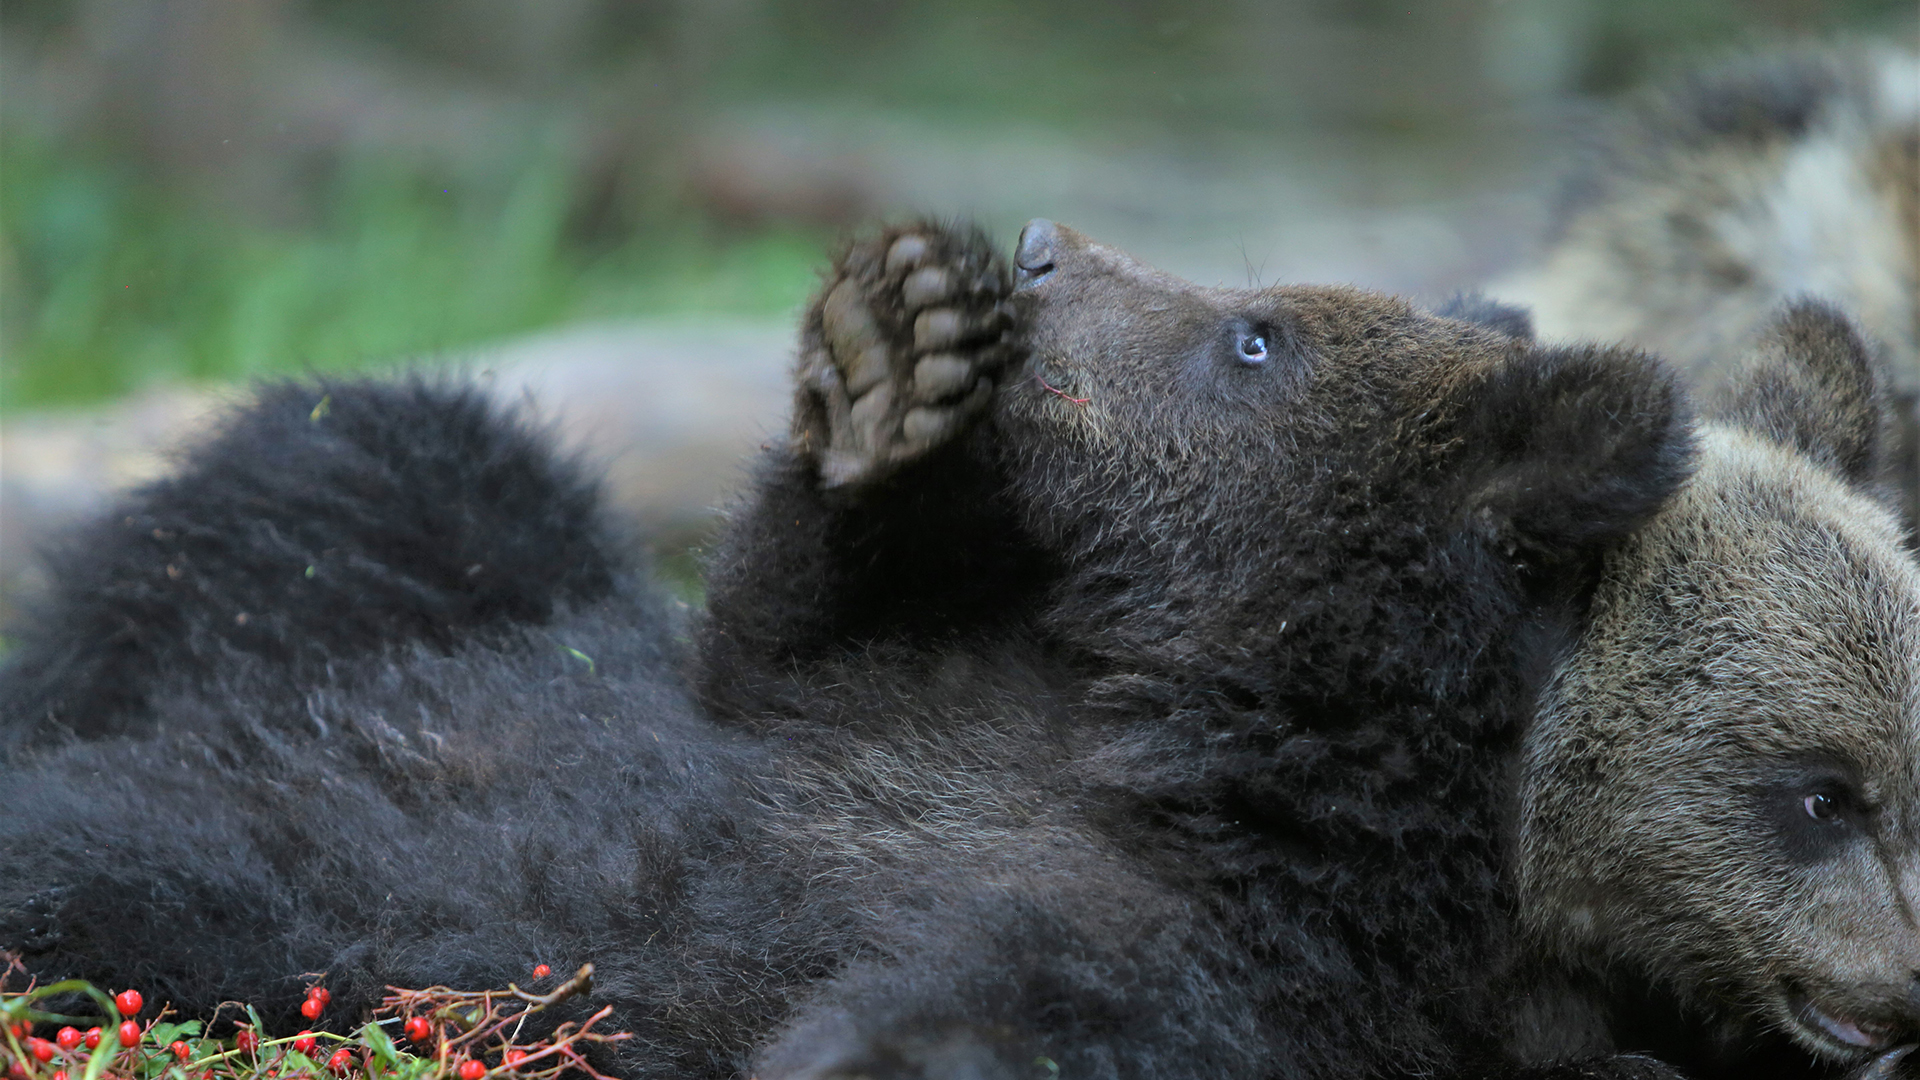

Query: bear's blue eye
<box><xmin>1804</xmin><ymin>792</ymin><xmax>1842</xmax><ymax>823</ymax></box>
<box><xmin>1238</xmin><ymin>334</ymin><xmax>1269</xmax><ymax>364</ymax></box>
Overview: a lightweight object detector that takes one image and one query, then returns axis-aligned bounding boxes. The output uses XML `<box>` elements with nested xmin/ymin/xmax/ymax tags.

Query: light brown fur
<box><xmin>1519</xmin><ymin>302</ymin><xmax>1920</xmax><ymax>1071</ymax></box>
<box><xmin>1497</xmin><ymin>44</ymin><xmax>1920</xmax><ymax>528</ymax></box>
<box><xmin>1501</xmin><ymin>45</ymin><xmax>1918</xmax><ymax>389</ymax></box>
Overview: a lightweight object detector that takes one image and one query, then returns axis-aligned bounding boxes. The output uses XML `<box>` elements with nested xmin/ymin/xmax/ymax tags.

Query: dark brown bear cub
<box><xmin>704</xmin><ymin>219</ymin><xmax>1696</xmax><ymax>1079</ymax></box>
<box><xmin>3</xmin><ymin>221</ymin><xmax>1693</xmax><ymax>1079</ymax></box>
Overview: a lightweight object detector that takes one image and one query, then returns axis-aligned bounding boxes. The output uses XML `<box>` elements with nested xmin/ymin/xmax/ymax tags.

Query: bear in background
<box><xmin>1495</xmin><ymin>44</ymin><xmax>1920</xmax><ymax>527</ymax></box>
<box><xmin>6</xmin><ymin>219</ymin><xmax>1916</xmax><ymax>1080</ymax></box>
<box><xmin>1487</xmin><ymin>48</ymin><xmax>1920</xmax><ymax>1076</ymax></box>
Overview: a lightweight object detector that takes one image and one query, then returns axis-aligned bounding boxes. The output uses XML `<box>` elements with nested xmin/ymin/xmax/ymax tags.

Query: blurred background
<box><xmin>2</xmin><ymin>0</ymin><xmax>1914</xmax><ymax>607</ymax></box>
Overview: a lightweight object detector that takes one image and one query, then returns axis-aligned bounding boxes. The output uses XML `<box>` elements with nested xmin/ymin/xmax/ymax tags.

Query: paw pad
<box><xmin>799</xmin><ymin>224</ymin><xmax>1017</xmax><ymax>488</ymax></box>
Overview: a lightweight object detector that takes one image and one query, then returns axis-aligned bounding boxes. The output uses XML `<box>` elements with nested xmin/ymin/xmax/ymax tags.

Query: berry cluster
<box><xmin>375</xmin><ymin>962</ymin><xmax>623</xmax><ymax>1080</ymax></box>
<box><xmin>3</xmin><ymin>983</ymin><xmax>154</xmax><ymax>1080</ymax></box>
<box><xmin>2</xmin><ymin>957</ymin><xmax>622</xmax><ymax>1080</ymax></box>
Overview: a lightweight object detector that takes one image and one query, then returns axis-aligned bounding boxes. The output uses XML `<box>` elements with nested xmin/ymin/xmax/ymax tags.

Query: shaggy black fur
<box><xmin>1</xmin><ymin>380</ymin><xmax>618</xmax><ymax>753</ymax></box>
<box><xmin>2</xmin><ymin>222</ymin><xmax>1698</xmax><ymax>1080</ymax></box>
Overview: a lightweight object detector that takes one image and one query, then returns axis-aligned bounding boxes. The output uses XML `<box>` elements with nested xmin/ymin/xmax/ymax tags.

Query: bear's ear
<box><xmin>1710</xmin><ymin>299</ymin><xmax>1887</xmax><ymax>488</ymax></box>
<box><xmin>1433</xmin><ymin>293</ymin><xmax>1534</xmax><ymax>341</ymax></box>
<box><xmin>1449</xmin><ymin>343</ymin><xmax>1695</xmax><ymax>568</ymax></box>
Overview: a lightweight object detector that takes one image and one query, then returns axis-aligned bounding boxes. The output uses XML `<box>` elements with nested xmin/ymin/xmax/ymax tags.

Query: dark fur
<box><xmin>0</xmin><ymin>380</ymin><xmax>619</xmax><ymax>753</ymax></box>
<box><xmin>1436</xmin><ymin>291</ymin><xmax>1537</xmax><ymax>341</ymax></box>
<box><xmin>3</xmin><ymin>223</ymin><xmax>1697</xmax><ymax>1079</ymax></box>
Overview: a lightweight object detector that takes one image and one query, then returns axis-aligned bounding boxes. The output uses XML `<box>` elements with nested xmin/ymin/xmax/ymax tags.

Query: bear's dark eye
<box><xmin>1762</xmin><ymin>765</ymin><xmax>1869</xmax><ymax>863</ymax></box>
<box><xmin>1237</xmin><ymin>333</ymin><xmax>1269</xmax><ymax>364</ymax></box>
<box><xmin>1804</xmin><ymin>791</ymin><xmax>1844</xmax><ymax>823</ymax></box>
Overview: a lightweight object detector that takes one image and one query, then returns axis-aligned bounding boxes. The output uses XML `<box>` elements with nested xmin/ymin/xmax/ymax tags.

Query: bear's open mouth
<box><xmin>1790</xmin><ymin>990</ymin><xmax>1898</xmax><ymax>1054</ymax></box>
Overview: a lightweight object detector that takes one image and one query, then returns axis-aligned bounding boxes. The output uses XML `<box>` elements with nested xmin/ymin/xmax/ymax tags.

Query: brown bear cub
<box><xmin>701</xmin><ymin>220</ymin><xmax>1693</xmax><ymax>1079</ymax></box>
<box><xmin>1516</xmin><ymin>301</ymin><xmax>1920</xmax><ymax>1080</ymax></box>
<box><xmin>3</xmin><ymin>219</ymin><xmax>1904</xmax><ymax>1080</ymax></box>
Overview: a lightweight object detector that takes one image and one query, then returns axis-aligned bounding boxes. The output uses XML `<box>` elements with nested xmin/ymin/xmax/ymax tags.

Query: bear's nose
<box><xmin>1015</xmin><ymin>219</ymin><xmax>1057</xmax><ymax>285</ymax></box>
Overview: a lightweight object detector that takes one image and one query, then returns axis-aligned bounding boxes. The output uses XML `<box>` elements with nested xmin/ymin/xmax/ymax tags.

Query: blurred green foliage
<box><xmin>0</xmin><ymin>133</ymin><xmax>825</xmax><ymax>410</ymax></box>
<box><xmin>2</xmin><ymin>0</ymin><xmax>1911</xmax><ymax>411</ymax></box>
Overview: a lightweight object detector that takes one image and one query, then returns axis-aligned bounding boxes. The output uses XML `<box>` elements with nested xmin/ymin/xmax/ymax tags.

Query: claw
<box><xmin>885</xmin><ymin>233</ymin><xmax>932</xmax><ymax>273</ymax></box>
<box><xmin>915</xmin><ymin>309</ymin><xmax>981</xmax><ymax>351</ymax></box>
<box><xmin>912</xmin><ymin>355</ymin><xmax>975</xmax><ymax>402</ymax></box>
<box><xmin>902</xmin><ymin>266</ymin><xmax>955</xmax><ymax>308</ymax></box>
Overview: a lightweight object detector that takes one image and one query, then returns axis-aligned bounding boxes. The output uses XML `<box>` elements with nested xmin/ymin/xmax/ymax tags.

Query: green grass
<box><xmin>0</xmin><ymin>135</ymin><xmax>828</xmax><ymax>410</ymax></box>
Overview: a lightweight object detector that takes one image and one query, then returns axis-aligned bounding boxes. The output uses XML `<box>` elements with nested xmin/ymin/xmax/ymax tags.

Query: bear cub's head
<box><xmin>1520</xmin><ymin>301</ymin><xmax>1920</xmax><ymax>1074</ymax></box>
<box><xmin>990</xmin><ymin>219</ymin><xmax>1694</xmax><ymax>694</ymax></box>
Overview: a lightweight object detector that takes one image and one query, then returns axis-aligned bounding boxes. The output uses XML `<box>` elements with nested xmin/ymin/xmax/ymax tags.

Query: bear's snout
<box><xmin>1014</xmin><ymin>218</ymin><xmax>1057</xmax><ymax>285</ymax></box>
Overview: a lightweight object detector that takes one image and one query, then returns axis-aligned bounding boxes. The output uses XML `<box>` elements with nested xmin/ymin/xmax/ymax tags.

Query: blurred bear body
<box><xmin>1496</xmin><ymin>44</ymin><xmax>1920</xmax><ymax>524</ymax></box>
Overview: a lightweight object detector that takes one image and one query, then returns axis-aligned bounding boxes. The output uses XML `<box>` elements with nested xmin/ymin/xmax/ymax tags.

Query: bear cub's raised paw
<box><xmin>795</xmin><ymin>223</ymin><xmax>1018</xmax><ymax>489</ymax></box>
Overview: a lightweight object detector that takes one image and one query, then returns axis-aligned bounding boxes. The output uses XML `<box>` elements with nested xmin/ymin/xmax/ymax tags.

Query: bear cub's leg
<box><xmin>795</xmin><ymin>222</ymin><xmax>1018</xmax><ymax>489</ymax></box>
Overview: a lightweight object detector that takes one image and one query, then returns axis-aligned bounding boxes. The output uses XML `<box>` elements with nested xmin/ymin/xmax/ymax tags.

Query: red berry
<box><xmin>458</xmin><ymin>1060</ymin><xmax>486</xmax><ymax>1080</ymax></box>
<box><xmin>290</xmin><ymin>1032</ymin><xmax>316</xmax><ymax>1055</ymax></box>
<box><xmin>505</xmin><ymin>1048</ymin><xmax>527</xmax><ymax>1068</ymax></box>
<box><xmin>84</xmin><ymin>1028</ymin><xmax>102</xmax><ymax>1050</ymax></box>
<box><xmin>52</xmin><ymin>1072</ymin><xmax>67</xmax><ymax>1080</ymax></box>
<box><xmin>326</xmin><ymin>1047</ymin><xmax>354</xmax><ymax>1075</ymax></box>
<box><xmin>301</xmin><ymin>997</ymin><xmax>324</xmax><ymax>1020</ymax></box>
<box><xmin>114</xmin><ymin>990</ymin><xmax>143</xmax><ymax>1017</ymax></box>
<box><xmin>55</xmin><ymin>1027</ymin><xmax>82</xmax><ymax>1051</ymax></box>
<box><xmin>403</xmin><ymin>1017</ymin><xmax>433</xmax><ymax>1044</ymax></box>
<box><xmin>7</xmin><ymin>1062</ymin><xmax>25</xmax><ymax>1080</ymax></box>
<box><xmin>235</xmin><ymin>1027</ymin><xmax>259</xmax><ymax>1054</ymax></box>
<box><xmin>172</xmin><ymin>1039</ymin><xmax>193</xmax><ymax>1061</ymax></box>
<box><xmin>27</xmin><ymin>1037</ymin><xmax>55</xmax><ymax>1062</ymax></box>
<box><xmin>308</xmin><ymin>987</ymin><xmax>331</xmax><ymax>1008</ymax></box>
<box><xmin>118</xmin><ymin>1020</ymin><xmax>141</xmax><ymax>1048</ymax></box>
<box><xmin>531</xmin><ymin>964</ymin><xmax>550</xmax><ymax>979</ymax></box>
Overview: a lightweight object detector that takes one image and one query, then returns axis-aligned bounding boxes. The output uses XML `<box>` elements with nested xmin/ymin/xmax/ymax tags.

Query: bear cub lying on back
<box><xmin>5</xmin><ymin>219</ymin><xmax>1917</xmax><ymax>1080</ymax></box>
